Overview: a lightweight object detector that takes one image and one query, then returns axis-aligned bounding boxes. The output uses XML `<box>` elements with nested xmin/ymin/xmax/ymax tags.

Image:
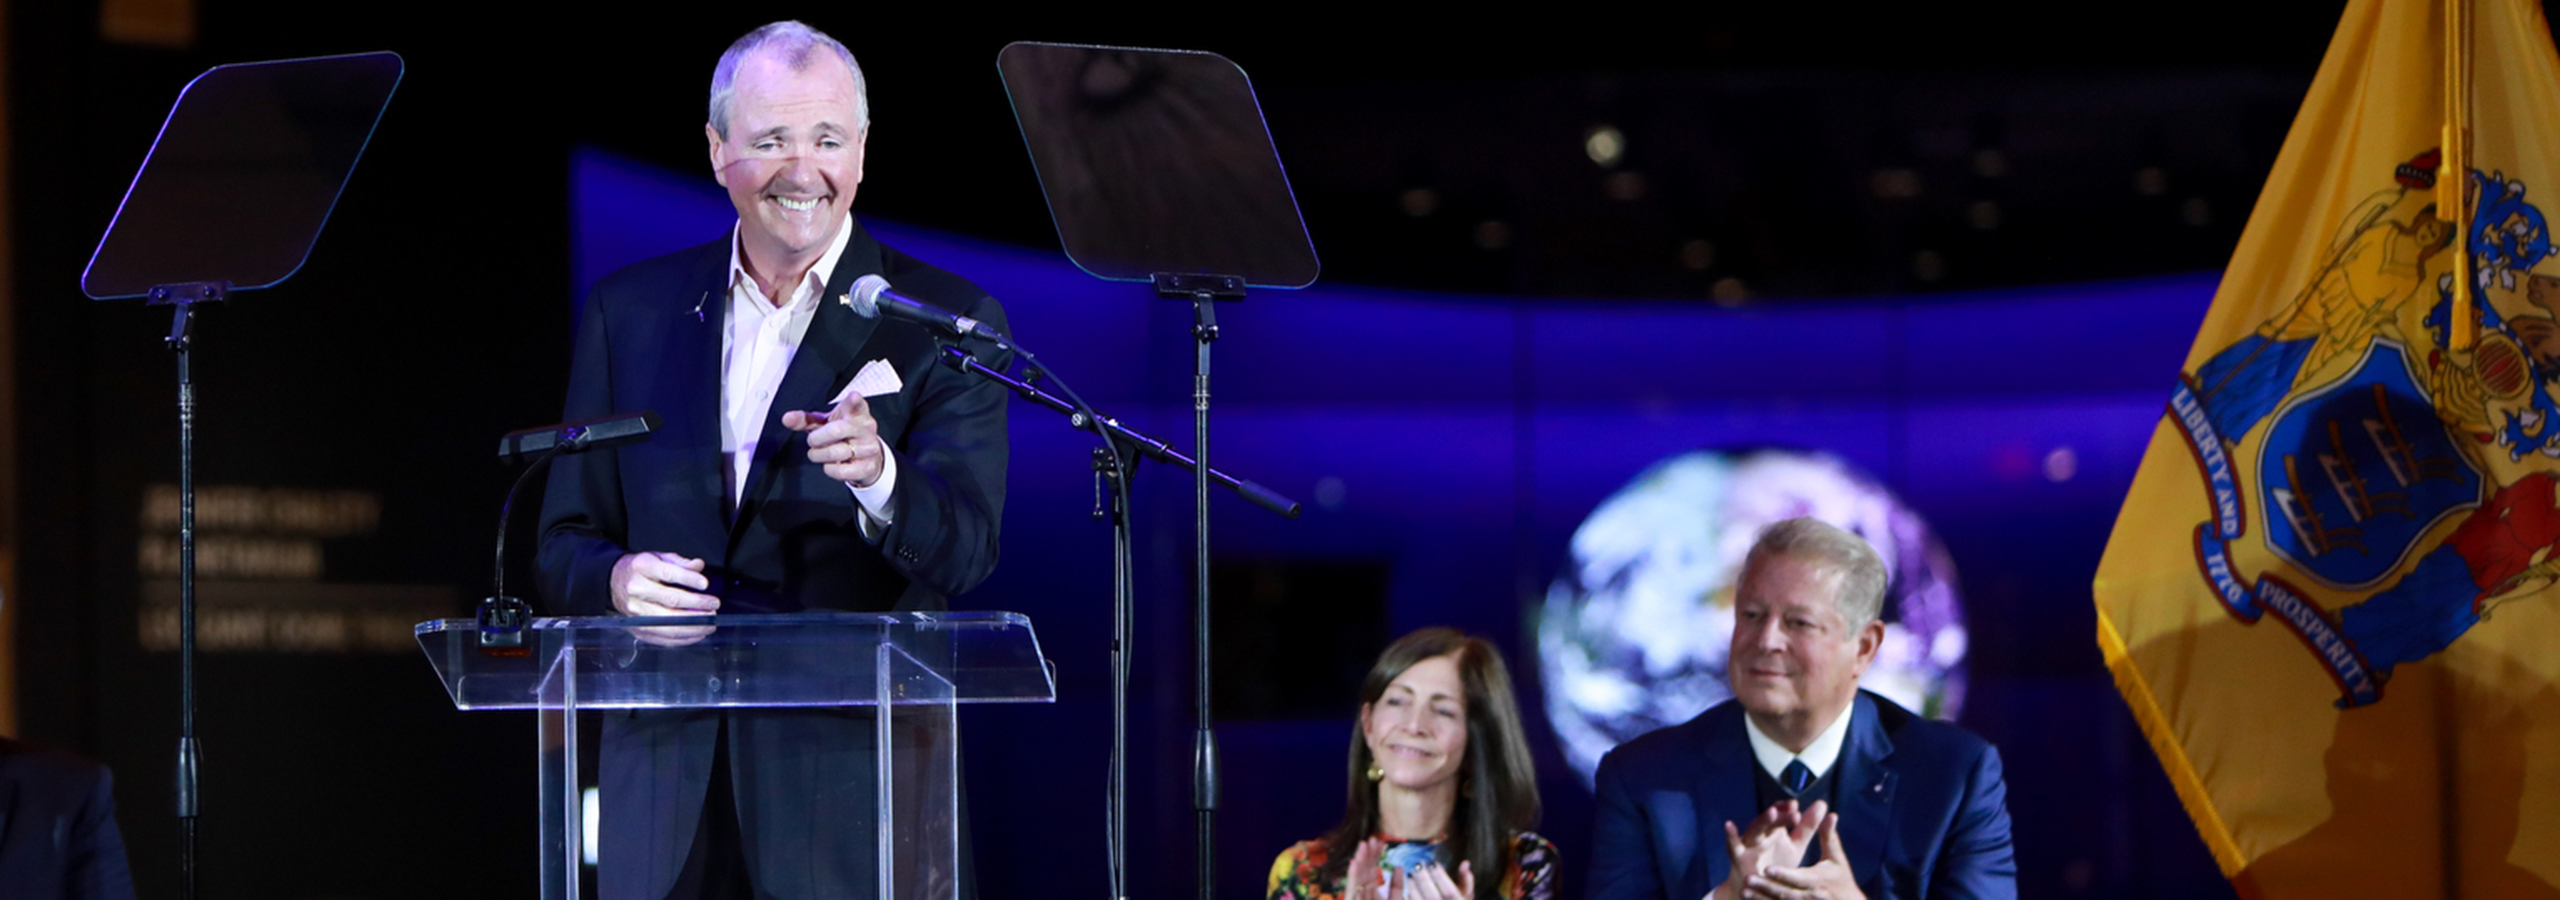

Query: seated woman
<box><xmin>1268</xmin><ymin>627</ymin><xmax>1556</xmax><ymax>900</ymax></box>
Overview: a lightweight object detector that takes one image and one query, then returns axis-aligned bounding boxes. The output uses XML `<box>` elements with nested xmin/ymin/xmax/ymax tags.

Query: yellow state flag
<box><xmin>2096</xmin><ymin>0</ymin><xmax>2560</xmax><ymax>896</ymax></box>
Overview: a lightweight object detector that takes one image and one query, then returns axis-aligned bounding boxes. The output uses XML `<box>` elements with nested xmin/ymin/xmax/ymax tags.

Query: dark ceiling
<box><xmin>46</xmin><ymin>2</ymin><xmax>2558</xmax><ymax>302</ymax></box>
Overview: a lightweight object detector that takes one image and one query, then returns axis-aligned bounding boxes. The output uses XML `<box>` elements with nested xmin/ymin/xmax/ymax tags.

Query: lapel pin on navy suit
<box><xmin>693</xmin><ymin>290</ymin><xmax>708</xmax><ymax>323</ymax></box>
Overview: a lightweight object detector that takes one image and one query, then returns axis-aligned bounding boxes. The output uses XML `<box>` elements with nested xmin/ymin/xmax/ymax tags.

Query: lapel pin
<box><xmin>693</xmin><ymin>291</ymin><xmax>708</xmax><ymax>322</ymax></box>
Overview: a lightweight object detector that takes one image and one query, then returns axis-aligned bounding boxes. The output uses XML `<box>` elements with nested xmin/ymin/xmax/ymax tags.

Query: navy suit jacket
<box><xmin>538</xmin><ymin>218</ymin><xmax>1009</xmax><ymax>615</ymax></box>
<box><xmin>0</xmin><ymin>737</ymin><xmax>135</xmax><ymax>900</ymax></box>
<box><xmin>535</xmin><ymin>220</ymin><xmax>1007</xmax><ymax>900</ymax></box>
<box><xmin>1589</xmin><ymin>691</ymin><xmax>2016</xmax><ymax>900</ymax></box>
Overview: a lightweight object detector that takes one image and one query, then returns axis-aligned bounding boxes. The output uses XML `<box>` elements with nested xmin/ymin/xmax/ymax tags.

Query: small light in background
<box><xmin>1967</xmin><ymin>200</ymin><xmax>2001</xmax><ymax>230</ymax></box>
<box><xmin>1971</xmin><ymin>149</ymin><xmax>2007</xmax><ymax>178</ymax></box>
<box><xmin>1314</xmin><ymin>476</ymin><xmax>1348</xmax><ymax>511</ymax></box>
<box><xmin>101</xmin><ymin>0</ymin><xmax>197</xmax><ymax>48</ymax></box>
<box><xmin>1711</xmin><ymin>278</ymin><xmax>1750</xmax><ymax>305</ymax></box>
<box><xmin>2135</xmin><ymin>167</ymin><xmax>2168</xmax><ymax>196</ymax></box>
<box><xmin>2182</xmin><ymin>197</ymin><xmax>2213</xmax><ymax>227</ymax></box>
<box><xmin>2043</xmin><ymin>446</ymin><xmax>2079</xmax><ymax>483</ymax></box>
<box><xmin>1585</xmin><ymin>125</ymin><xmax>1626</xmax><ymax>168</ymax></box>
<box><xmin>1911</xmin><ymin>250</ymin><xmax>1945</xmax><ymax>283</ymax></box>
<box><xmin>1474</xmin><ymin>220</ymin><xmax>1512</xmax><ymax>250</ymax></box>
<box><xmin>1871</xmin><ymin>168</ymin><xmax>1924</xmax><ymax>199</ymax></box>
<box><xmin>1399</xmin><ymin>188</ymin><xmax>1438</xmax><ymax>217</ymax></box>
<box><xmin>583</xmin><ymin>786</ymin><xmax>600</xmax><ymax>866</ymax></box>
<box><xmin>1679</xmin><ymin>239</ymin><xmax>1716</xmax><ymax>271</ymax></box>
<box><xmin>1604</xmin><ymin>171</ymin><xmax>1647</xmax><ymax>201</ymax></box>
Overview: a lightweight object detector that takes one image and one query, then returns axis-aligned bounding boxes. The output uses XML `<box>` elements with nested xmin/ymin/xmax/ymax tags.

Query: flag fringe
<box><xmin>2096</xmin><ymin>609</ymin><xmax>2250</xmax><ymax>879</ymax></box>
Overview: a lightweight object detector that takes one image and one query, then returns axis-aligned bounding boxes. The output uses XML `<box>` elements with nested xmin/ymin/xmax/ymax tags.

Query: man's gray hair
<box><xmin>707</xmin><ymin>21</ymin><xmax>869</xmax><ymax>139</ymax></box>
<box><xmin>1743</xmin><ymin>517</ymin><xmax>1888</xmax><ymax>631</ymax></box>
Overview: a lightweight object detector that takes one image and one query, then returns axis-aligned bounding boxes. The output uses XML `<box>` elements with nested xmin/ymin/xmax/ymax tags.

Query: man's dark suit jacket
<box><xmin>1589</xmin><ymin>691</ymin><xmax>2016</xmax><ymax>900</ymax></box>
<box><xmin>0</xmin><ymin>737</ymin><xmax>135</xmax><ymax>900</ymax></box>
<box><xmin>536</xmin><ymin>219</ymin><xmax>1007</xmax><ymax>900</ymax></box>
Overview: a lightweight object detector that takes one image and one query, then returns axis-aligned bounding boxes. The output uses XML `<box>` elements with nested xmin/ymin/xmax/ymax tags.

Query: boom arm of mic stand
<box><xmin>935</xmin><ymin>345</ymin><xmax>1299</xmax><ymax>518</ymax></box>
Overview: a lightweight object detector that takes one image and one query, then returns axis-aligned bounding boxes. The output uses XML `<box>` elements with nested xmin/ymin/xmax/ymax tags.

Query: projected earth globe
<box><xmin>1536</xmin><ymin>449</ymin><xmax>1969</xmax><ymax>785</ymax></box>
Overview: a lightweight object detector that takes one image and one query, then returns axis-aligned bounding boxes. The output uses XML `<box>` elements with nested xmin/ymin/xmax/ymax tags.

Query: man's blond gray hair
<box><xmin>708</xmin><ymin>21</ymin><xmax>868</xmax><ymax>139</ymax></box>
<box><xmin>1742</xmin><ymin>517</ymin><xmax>1888</xmax><ymax>631</ymax></box>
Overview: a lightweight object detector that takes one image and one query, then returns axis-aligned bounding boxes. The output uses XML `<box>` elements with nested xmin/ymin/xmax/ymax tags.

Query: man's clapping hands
<box><xmin>1711</xmin><ymin>800</ymin><xmax>1864</xmax><ymax>900</ymax></box>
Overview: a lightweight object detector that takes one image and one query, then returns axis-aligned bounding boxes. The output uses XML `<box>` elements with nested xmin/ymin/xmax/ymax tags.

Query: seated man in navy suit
<box><xmin>1589</xmin><ymin>518</ymin><xmax>2016</xmax><ymax>900</ymax></box>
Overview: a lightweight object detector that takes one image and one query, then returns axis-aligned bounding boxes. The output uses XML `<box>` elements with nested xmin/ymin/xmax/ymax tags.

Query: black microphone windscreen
<box><xmin>496</xmin><ymin>412</ymin><xmax>662</xmax><ymax>462</ymax></box>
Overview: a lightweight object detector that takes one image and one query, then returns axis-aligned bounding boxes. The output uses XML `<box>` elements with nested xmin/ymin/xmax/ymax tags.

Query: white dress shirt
<box><xmin>721</xmin><ymin>216</ymin><xmax>896</xmax><ymax>529</ymax></box>
<box><xmin>1742</xmin><ymin>697</ymin><xmax>1857</xmax><ymax>785</ymax></box>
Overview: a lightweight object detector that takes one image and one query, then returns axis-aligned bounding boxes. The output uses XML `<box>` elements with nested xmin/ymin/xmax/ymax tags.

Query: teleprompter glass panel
<box><xmin>999</xmin><ymin>42</ymin><xmax>1320</xmax><ymax>288</ymax></box>
<box><xmin>82</xmin><ymin>52</ymin><xmax>402</xmax><ymax>300</ymax></box>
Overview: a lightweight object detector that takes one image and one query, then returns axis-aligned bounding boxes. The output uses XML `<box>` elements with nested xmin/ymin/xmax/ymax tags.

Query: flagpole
<box><xmin>2436</xmin><ymin>5</ymin><xmax>2473</xmax><ymax>896</ymax></box>
<box><xmin>2444</xmin><ymin>0</ymin><xmax>2475</xmax><ymax>350</ymax></box>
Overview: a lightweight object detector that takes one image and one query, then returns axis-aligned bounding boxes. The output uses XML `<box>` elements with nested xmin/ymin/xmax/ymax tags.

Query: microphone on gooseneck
<box><xmin>844</xmin><ymin>274</ymin><xmax>1010</xmax><ymax>344</ymax></box>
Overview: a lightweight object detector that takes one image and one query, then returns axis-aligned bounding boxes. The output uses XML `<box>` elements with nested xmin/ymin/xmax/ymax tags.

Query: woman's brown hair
<box><xmin>1317</xmin><ymin>627</ymin><xmax>1540</xmax><ymax>899</ymax></box>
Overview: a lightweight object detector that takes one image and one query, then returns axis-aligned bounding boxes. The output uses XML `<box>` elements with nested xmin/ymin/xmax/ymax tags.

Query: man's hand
<box><xmin>1712</xmin><ymin>800</ymin><xmax>1827</xmax><ymax>900</ymax></box>
<box><xmin>1744</xmin><ymin>813</ymin><xmax>1864</xmax><ymax>900</ymax></box>
<box><xmin>611</xmin><ymin>551</ymin><xmax>718</xmax><ymax>647</ymax></box>
<box><xmin>783</xmin><ymin>392</ymin><xmax>884</xmax><ymax>488</ymax></box>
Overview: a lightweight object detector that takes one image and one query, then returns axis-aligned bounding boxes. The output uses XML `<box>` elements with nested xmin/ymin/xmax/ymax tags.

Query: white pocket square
<box><xmin>832</xmin><ymin>359</ymin><xmax>904</xmax><ymax>405</ymax></box>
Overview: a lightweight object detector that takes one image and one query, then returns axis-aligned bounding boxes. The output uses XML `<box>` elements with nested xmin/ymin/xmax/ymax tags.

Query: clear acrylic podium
<box><xmin>418</xmin><ymin>612</ymin><xmax>1055</xmax><ymax>900</ymax></box>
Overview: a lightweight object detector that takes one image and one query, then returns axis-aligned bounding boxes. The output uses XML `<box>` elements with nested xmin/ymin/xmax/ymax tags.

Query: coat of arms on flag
<box><xmin>2097</xmin><ymin>0</ymin><xmax>2560</xmax><ymax>895</ymax></box>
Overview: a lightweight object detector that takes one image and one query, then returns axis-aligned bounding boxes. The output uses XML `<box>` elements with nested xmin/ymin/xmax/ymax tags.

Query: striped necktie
<box><xmin>1781</xmin><ymin>759</ymin><xmax>1814</xmax><ymax>797</ymax></box>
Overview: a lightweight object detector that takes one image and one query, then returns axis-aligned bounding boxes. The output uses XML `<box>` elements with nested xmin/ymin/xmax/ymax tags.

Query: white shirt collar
<box><xmin>1742</xmin><ymin>696</ymin><xmax>1857</xmax><ymax>785</ymax></box>
<box><xmin>725</xmin><ymin>214</ymin><xmax>856</xmax><ymax>312</ymax></box>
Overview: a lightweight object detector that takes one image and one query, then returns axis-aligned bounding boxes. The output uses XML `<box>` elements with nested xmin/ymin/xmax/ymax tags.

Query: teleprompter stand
<box><xmin>999</xmin><ymin>42</ymin><xmax>1321</xmax><ymax>900</ymax></box>
<box><xmin>80</xmin><ymin>52</ymin><xmax>402</xmax><ymax>900</ymax></box>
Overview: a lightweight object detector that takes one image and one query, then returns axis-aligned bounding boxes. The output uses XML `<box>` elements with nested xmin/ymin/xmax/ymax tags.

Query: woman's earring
<box><xmin>1367</xmin><ymin>764</ymin><xmax>1385</xmax><ymax>782</ymax></box>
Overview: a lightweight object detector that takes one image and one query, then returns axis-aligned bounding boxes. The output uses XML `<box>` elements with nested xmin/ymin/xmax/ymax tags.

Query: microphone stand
<box><xmin>478</xmin><ymin>414</ymin><xmax>664</xmax><ymax>651</ymax></box>
<box><xmin>934</xmin><ymin>346</ymin><xmax>1295</xmax><ymax>515</ymax></box>
<box><xmin>932</xmin><ymin>341</ymin><xmax>1294</xmax><ymax>900</ymax></box>
<box><xmin>474</xmin><ymin>443</ymin><xmax>562</xmax><ymax>653</ymax></box>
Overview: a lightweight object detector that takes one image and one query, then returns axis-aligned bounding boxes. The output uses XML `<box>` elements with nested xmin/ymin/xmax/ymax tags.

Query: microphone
<box><xmin>846</xmin><ymin>274</ymin><xmax>1009</xmax><ymax>343</ymax></box>
<box><xmin>480</xmin><ymin>411</ymin><xmax>662</xmax><ymax>651</ymax></box>
<box><xmin>495</xmin><ymin>411</ymin><xmax>663</xmax><ymax>463</ymax></box>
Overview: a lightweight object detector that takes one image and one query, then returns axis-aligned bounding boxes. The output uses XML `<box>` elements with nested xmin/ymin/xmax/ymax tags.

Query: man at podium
<box><xmin>536</xmin><ymin>19</ymin><xmax>1010</xmax><ymax>900</ymax></box>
